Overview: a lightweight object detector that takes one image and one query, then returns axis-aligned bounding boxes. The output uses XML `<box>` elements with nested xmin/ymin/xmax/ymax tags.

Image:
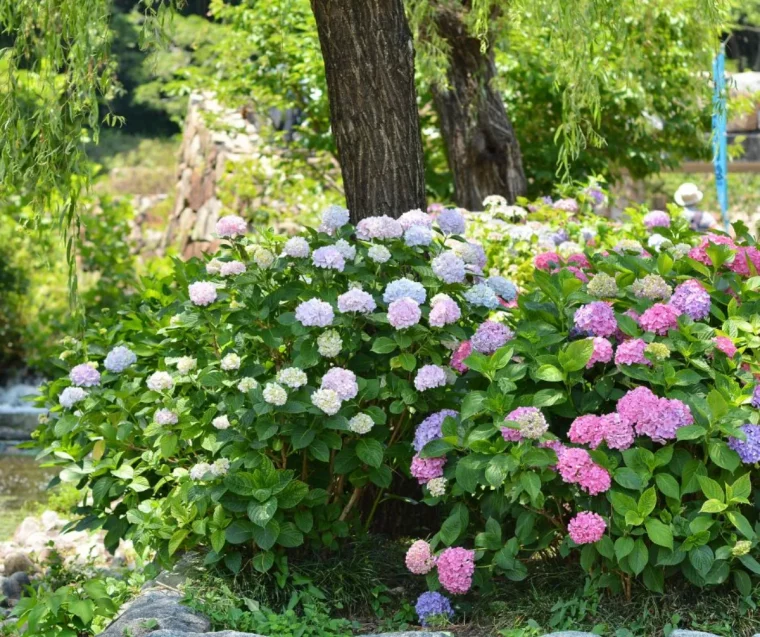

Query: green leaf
<box><xmin>614</xmin><ymin>536</ymin><xmax>634</xmax><ymax>561</ymax></box>
<box><xmin>628</xmin><ymin>538</ymin><xmax>648</xmax><ymax>575</ymax></box>
<box><xmin>609</xmin><ymin>491</ymin><xmax>638</xmax><ymax>516</ymax></box>
<box><xmin>252</xmin><ymin>519</ymin><xmax>280</xmax><ymax>551</ymax></box>
<box><xmin>461</xmin><ymin>391</ymin><xmax>488</xmax><ymax>420</ymax></box>
<box><xmin>708</xmin><ymin>441</ymin><xmax>740</xmax><ymax>472</ymax></box>
<box><xmin>68</xmin><ymin>599</ymin><xmax>95</xmax><ymax>625</ymax></box>
<box><xmin>707</xmin><ymin>390</ymin><xmax>728</xmax><ymax>421</ymax></box>
<box><xmin>734</xmin><ymin>569</ymin><xmax>752</xmax><ymax>597</ymax></box>
<box><xmin>439</xmin><ymin>504</ymin><xmax>469</xmax><ymax>546</ymax></box>
<box><xmin>731</xmin><ymin>473</ymin><xmax>752</xmax><ymax>502</ymax></box>
<box><xmin>597</xmin><ymin>535</ymin><xmax>614</xmax><ymax>559</ymax></box>
<box><xmin>396</xmin><ymin>352</ymin><xmax>417</xmax><ymax>371</ymax></box>
<box><xmin>420</xmin><ymin>438</ymin><xmax>454</xmax><ymax>458</ymax></box>
<box><xmin>638</xmin><ymin>487</ymin><xmax>657</xmax><ymax>517</ymax></box>
<box><xmin>676</xmin><ymin>425</ymin><xmax>707</xmax><ymax>441</ymax></box>
<box><xmin>168</xmin><ymin>529</ymin><xmax>189</xmax><ymax>556</ymax></box>
<box><xmin>294</xmin><ymin>510</ymin><xmax>314</xmax><ymax>534</ymax></box>
<box><xmin>655</xmin><ymin>473</ymin><xmax>680</xmax><ymax>500</ymax></box>
<box><xmin>645</xmin><ymin>519</ymin><xmax>673</xmax><ymax>549</ymax></box>
<box><xmin>456</xmin><ymin>456</ymin><xmax>483</xmax><ymax>493</ymax></box>
<box><xmin>210</xmin><ymin>528</ymin><xmax>226</xmax><ymax>554</ymax></box>
<box><xmin>356</xmin><ymin>438</ymin><xmax>384</xmax><ymax>468</ymax></box>
<box><xmin>370</xmin><ymin>337</ymin><xmax>397</xmax><ymax>354</ymax></box>
<box><xmin>559</xmin><ymin>339</ymin><xmax>594</xmax><ymax>372</ymax></box>
<box><xmin>252</xmin><ymin>551</ymin><xmax>275</xmax><ymax>573</ymax></box>
<box><xmin>276</xmin><ymin>522</ymin><xmax>304</xmax><ymax>548</ymax></box>
<box><xmin>534</xmin><ymin>364</ymin><xmax>564</xmax><ymax>382</ymax></box>
<box><xmin>689</xmin><ymin>545</ymin><xmax>714</xmax><ymax>576</ymax></box>
<box><xmin>642</xmin><ymin>565</ymin><xmax>665</xmax><ymax>593</ymax></box>
<box><xmin>727</xmin><ymin>512</ymin><xmax>756</xmax><ymax>540</ymax></box>
<box><xmin>697</xmin><ymin>476</ymin><xmax>724</xmax><ymax>503</ymax></box>
<box><xmin>614</xmin><ymin>468</ymin><xmax>646</xmax><ymax>491</ymax></box>
<box><xmin>700</xmin><ymin>499</ymin><xmax>727</xmax><ymax>513</ymax></box>
<box><xmin>224</xmin><ymin>551</ymin><xmax>242</xmax><ymax>574</ymax></box>
<box><xmin>291</xmin><ymin>428</ymin><xmax>316</xmax><ymax>450</ymax></box>
<box><xmin>248</xmin><ymin>498</ymin><xmax>278</xmax><ymax>527</ymax></box>
<box><xmin>532</xmin><ymin>388</ymin><xmax>566</xmax><ymax>407</ymax></box>
<box><xmin>277</xmin><ymin>480</ymin><xmax>309</xmax><ymax>509</ymax></box>
<box><xmin>225</xmin><ymin>520</ymin><xmax>255</xmax><ymax>544</ymax></box>
<box><xmin>520</xmin><ymin>472</ymin><xmax>541</xmax><ymax>500</ymax></box>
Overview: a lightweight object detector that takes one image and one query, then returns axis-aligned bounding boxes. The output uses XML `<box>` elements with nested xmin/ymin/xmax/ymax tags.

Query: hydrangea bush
<box><xmin>406</xmin><ymin>221</ymin><xmax>760</xmax><ymax>603</ymax></box>
<box><xmin>33</xmin><ymin>207</ymin><xmax>523</xmax><ymax>575</ymax></box>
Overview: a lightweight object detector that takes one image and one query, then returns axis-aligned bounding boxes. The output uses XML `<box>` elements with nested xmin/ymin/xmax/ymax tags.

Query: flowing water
<box><xmin>0</xmin><ymin>378</ymin><xmax>54</xmax><ymax>539</ymax></box>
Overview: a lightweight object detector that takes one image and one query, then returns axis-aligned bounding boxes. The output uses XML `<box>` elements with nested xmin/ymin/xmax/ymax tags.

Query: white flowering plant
<box><xmin>33</xmin><ymin>207</ymin><xmax>519</xmax><ymax>575</ymax></box>
<box><xmin>404</xmin><ymin>217</ymin><xmax>760</xmax><ymax>600</ymax></box>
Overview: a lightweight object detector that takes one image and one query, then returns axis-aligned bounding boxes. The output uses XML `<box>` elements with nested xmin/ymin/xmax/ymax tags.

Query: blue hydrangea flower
<box><xmin>436</xmin><ymin>209</ymin><xmax>466</xmax><ymax>235</ymax></box>
<box><xmin>415</xmin><ymin>592</ymin><xmax>454</xmax><ymax>627</ymax></box>
<box><xmin>104</xmin><ymin>346</ymin><xmax>137</xmax><ymax>373</ymax></box>
<box><xmin>485</xmin><ymin>276</ymin><xmax>517</xmax><ymax>302</ymax></box>
<box><xmin>729</xmin><ymin>424</ymin><xmax>760</xmax><ymax>464</ymax></box>
<box><xmin>463</xmin><ymin>284</ymin><xmax>500</xmax><ymax>309</ymax></box>
<box><xmin>404</xmin><ymin>225</ymin><xmax>434</xmax><ymax>247</ymax></box>
<box><xmin>383</xmin><ymin>278</ymin><xmax>427</xmax><ymax>305</ymax></box>
<box><xmin>413</xmin><ymin>409</ymin><xmax>458</xmax><ymax>452</ymax></box>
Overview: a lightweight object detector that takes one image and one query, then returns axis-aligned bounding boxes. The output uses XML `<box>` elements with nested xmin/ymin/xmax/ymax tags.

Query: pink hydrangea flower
<box><xmin>614</xmin><ymin>338</ymin><xmax>650</xmax><ymax>366</ymax></box>
<box><xmin>688</xmin><ymin>234</ymin><xmax>736</xmax><ymax>265</ymax></box>
<box><xmin>617</xmin><ymin>387</ymin><xmax>660</xmax><ymax>426</ymax></box>
<box><xmin>636</xmin><ymin>397</ymin><xmax>693</xmax><ymax>443</ymax></box>
<box><xmin>643</xmin><ymin>210</ymin><xmax>670</xmax><ymax>229</ymax></box>
<box><xmin>714</xmin><ymin>336</ymin><xmax>737</xmax><ymax>358</ymax></box>
<box><xmin>388</xmin><ymin>298</ymin><xmax>422</xmax><ymax>329</ymax></box>
<box><xmin>730</xmin><ymin>246</ymin><xmax>760</xmax><ymax>277</ymax></box>
<box><xmin>410</xmin><ymin>454</ymin><xmax>446</xmax><ymax>484</ymax></box>
<box><xmin>587</xmin><ymin>337</ymin><xmax>613</xmax><ymax>368</ymax></box>
<box><xmin>405</xmin><ymin>540</ymin><xmax>435</xmax><ymax>574</ymax></box>
<box><xmin>216</xmin><ymin>215</ymin><xmax>247</xmax><ymax>238</ymax></box>
<box><xmin>534</xmin><ymin>252</ymin><xmax>562</xmax><ymax>271</ymax></box>
<box><xmin>556</xmin><ymin>447</ymin><xmax>594</xmax><ymax>483</ymax></box>
<box><xmin>502</xmin><ymin>406</ymin><xmax>548</xmax><ymax>440</ymax></box>
<box><xmin>573</xmin><ymin>301</ymin><xmax>617</xmax><ymax>337</ymax></box>
<box><xmin>189</xmin><ymin>282</ymin><xmax>217</xmax><ymax>306</ymax></box>
<box><xmin>450</xmin><ymin>341</ymin><xmax>472</xmax><ymax>373</ymax></box>
<box><xmin>566</xmin><ymin>266</ymin><xmax>589</xmax><ymax>283</ymax></box>
<box><xmin>69</xmin><ymin>364</ymin><xmax>101</xmax><ymax>387</ymax></box>
<box><xmin>568</xmin><ymin>512</ymin><xmax>606</xmax><ymax>545</ymax></box>
<box><xmin>321</xmin><ymin>367</ymin><xmax>358</xmax><ymax>400</ymax></box>
<box><xmin>220</xmin><ymin>261</ymin><xmax>246</xmax><ymax>277</ymax></box>
<box><xmin>568</xmin><ymin>415</ymin><xmax>604</xmax><ymax>448</ymax></box>
<box><xmin>639</xmin><ymin>303</ymin><xmax>680</xmax><ymax>335</ymax></box>
<box><xmin>429</xmin><ymin>297</ymin><xmax>461</xmax><ymax>327</ymax></box>
<box><xmin>598</xmin><ymin>413</ymin><xmax>634</xmax><ymax>450</ymax></box>
<box><xmin>471</xmin><ymin>321</ymin><xmax>514</xmax><ymax>354</ymax></box>
<box><xmin>577</xmin><ymin>464</ymin><xmax>612</xmax><ymax>495</ymax></box>
<box><xmin>436</xmin><ymin>547</ymin><xmax>475</xmax><ymax>595</ymax></box>
<box><xmin>566</xmin><ymin>253</ymin><xmax>591</xmax><ymax>269</ymax></box>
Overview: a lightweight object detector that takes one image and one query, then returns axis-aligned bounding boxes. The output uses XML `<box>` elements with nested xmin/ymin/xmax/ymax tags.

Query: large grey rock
<box><xmin>148</xmin><ymin>632</ymin><xmax>265</xmax><ymax>637</ymax></box>
<box><xmin>98</xmin><ymin>589</ymin><xmax>210</xmax><ymax>637</ymax></box>
<box><xmin>542</xmin><ymin>633</ymin><xmax>597</xmax><ymax>637</ymax></box>
<box><xmin>670</xmin><ymin>632</ymin><xmax>720</xmax><ymax>637</ymax></box>
<box><xmin>359</xmin><ymin>633</ymin><xmax>451</xmax><ymax>637</ymax></box>
<box><xmin>3</xmin><ymin>553</ymin><xmax>32</xmax><ymax>576</ymax></box>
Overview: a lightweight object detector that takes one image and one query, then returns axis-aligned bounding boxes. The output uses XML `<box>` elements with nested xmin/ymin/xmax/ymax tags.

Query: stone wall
<box><xmin>160</xmin><ymin>92</ymin><xmax>262</xmax><ymax>259</ymax></box>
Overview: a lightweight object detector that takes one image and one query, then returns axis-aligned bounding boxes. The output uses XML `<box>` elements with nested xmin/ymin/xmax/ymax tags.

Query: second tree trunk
<box><xmin>430</xmin><ymin>5</ymin><xmax>527</xmax><ymax>210</ymax></box>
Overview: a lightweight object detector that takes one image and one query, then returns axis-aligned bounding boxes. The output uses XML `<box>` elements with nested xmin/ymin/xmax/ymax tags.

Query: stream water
<box><xmin>0</xmin><ymin>379</ymin><xmax>54</xmax><ymax>540</ymax></box>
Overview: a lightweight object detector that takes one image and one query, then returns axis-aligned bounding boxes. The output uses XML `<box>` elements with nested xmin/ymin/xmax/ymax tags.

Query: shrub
<box><xmin>34</xmin><ymin>207</ymin><xmax>515</xmax><ymax>575</ymax></box>
<box><xmin>407</xmin><ymin>213</ymin><xmax>760</xmax><ymax>600</ymax></box>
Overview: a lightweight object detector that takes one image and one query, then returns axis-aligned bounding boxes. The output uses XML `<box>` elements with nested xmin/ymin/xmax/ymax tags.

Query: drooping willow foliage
<box><xmin>409</xmin><ymin>0</ymin><xmax>727</xmax><ymax>178</ymax></box>
<box><xmin>0</xmin><ymin>0</ymin><xmax>181</xmax><ymax>290</ymax></box>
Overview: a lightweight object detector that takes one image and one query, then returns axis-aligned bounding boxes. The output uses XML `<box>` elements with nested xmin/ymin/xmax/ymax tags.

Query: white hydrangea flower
<box><xmin>276</xmin><ymin>367</ymin><xmax>308</xmax><ymax>389</ymax></box>
<box><xmin>263</xmin><ymin>383</ymin><xmax>288</xmax><ymax>406</ymax></box>
<box><xmin>349</xmin><ymin>413</ymin><xmax>374</xmax><ymax>434</ymax></box>
<box><xmin>238</xmin><ymin>377</ymin><xmax>258</xmax><ymax>392</ymax></box>
<box><xmin>317</xmin><ymin>330</ymin><xmax>342</xmax><ymax>358</ymax></box>
<box><xmin>147</xmin><ymin>371</ymin><xmax>174</xmax><ymax>392</ymax></box>
<box><xmin>427</xmin><ymin>477</ymin><xmax>448</xmax><ymax>497</ymax></box>
<box><xmin>367</xmin><ymin>245</ymin><xmax>391</xmax><ymax>264</ymax></box>
<box><xmin>247</xmin><ymin>245</ymin><xmax>276</xmax><ymax>268</ymax></box>
<box><xmin>210</xmin><ymin>458</ymin><xmax>231</xmax><ymax>477</ymax></box>
<box><xmin>221</xmin><ymin>353</ymin><xmax>241</xmax><ymax>371</ymax></box>
<box><xmin>212</xmin><ymin>415</ymin><xmax>231</xmax><ymax>430</ymax></box>
<box><xmin>189</xmin><ymin>463</ymin><xmax>211</xmax><ymax>481</ymax></box>
<box><xmin>206</xmin><ymin>258</ymin><xmax>223</xmax><ymax>275</ymax></box>
<box><xmin>175</xmin><ymin>356</ymin><xmax>197</xmax><ymax>375</ymax></box>
<box><xmin>311</xmin><ymin>388</ymin><xmax>341</xmax><ymax>415</ymax></box>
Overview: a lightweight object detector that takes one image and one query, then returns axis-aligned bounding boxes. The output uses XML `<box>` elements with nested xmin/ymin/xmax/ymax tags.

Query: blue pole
<box><xmin>713</xmin><ymin>45</ymin><xmax>730</xmax><ymax>233</ymax></box>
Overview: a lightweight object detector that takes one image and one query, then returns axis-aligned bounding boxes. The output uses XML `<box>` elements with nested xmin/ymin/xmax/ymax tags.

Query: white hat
<box><xmin>674</xmin><ymin>183</ymin><xmax>703</xmax><ymax>207</ymax></box>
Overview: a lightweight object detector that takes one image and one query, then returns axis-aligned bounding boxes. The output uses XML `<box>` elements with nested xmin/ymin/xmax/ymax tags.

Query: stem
<box><xmin>339</xmin><ymin>486</ymin><xmax>363</xmax><ymax>521</ymax></box>
<box><xmin>301</xmin><ymin>452</ymin><xmax>308</xmax><ymax>481</ymax></box>
<box><xmin>364</xmin><ymin>487</ymin><xmax>386</xmax><ymax>532</ymax></box>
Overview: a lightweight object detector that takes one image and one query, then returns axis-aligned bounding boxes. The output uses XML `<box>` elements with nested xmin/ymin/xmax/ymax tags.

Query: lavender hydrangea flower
<box><xmin>414</xmin><ymin>365</ymin><xmax>447</xmax><ymax>391</ymax></box>
<box><xmin>553</xmin><ymin>198</ymin><xmax>579</xmax><ymax>213</ymax></box>
<box><xmin>388</xmin><ymin>298</ymin><xmax>422</xmax><ymax>329</ymax></box>
<box><xmin>415</xmin><ymin>592</ymin><xmax>454</xmax><ymax>627</ymax></box>
<box><xmin>463</xmin><ymin>284</ymin><xmax>500</xmax><ymax>309</ymax></box>
<box><xmin>189</xmin><ymin>282</ymin><xmax>217</xmax><ymax>306</ymax></box>
<box><xmin>320</xmin><ymin>205</ymin><xmax>350</xmax><ymax>231</ymax></box>
<box><xmin>295</xmin><ymin>299</ymin><xmax>334</xmax><ymax>327</ymax></box>
<box><xmin>154</xmin><ymin>409</ymin><xmax>178</xmax><ymax>425</ymax></box>
<box><xmin>312</xmin><ymin>246</ymin><xmax>345</xmax><ymax>272</ymax></box>
<box><xmin>216</xmin><ymin>215</ymin><xmax>247</xmax><ymax>238</ymax></box>
<box><xmin>573</xmin><ymin>302</ymin><xmax>617</xmax><ymax>337</ymax></box>
<box><xmin>104</xmin><ymin>346</ymin><xmax>136</xmax><ymax>373</ymax></box>
<box><xmin>282</xmin><ymin>236</ymin><xmax>310</xmax><ymax>258</ymax></box>
<box><xmin>752</xmin><ymin>386</ymin><xmax>760</xmax><ymax>408</ymax></box>
<box><xmin>643</xmin><ymin>210</ymin><xmax>671</xmax><ymax>229</ymax></box>
<box><xmin>486</xmin><ymin>276</ymin><xmax>517</xmax><ymax>302</ymax></box>
<box><xmin>404</xmin><ymin>225</ymin><xmax>433</xmax><ymax>247</ymax></box>
<box><xmin>356</xmin><ymin>215</ymin><xmax>403</xmax><ymax>240</ymax></box>
<box><xmin>453</xmin><ymin>240</ymin><xmax>487</xmax><ymax>269</ymax></box>
<box><xmin>220</xmin><ymin>261</ymin><xmax>246</xmax><ymax>277</ymax></box>
<box><xmin>70</xmin><ymin>364</ymin><xmax>101</xmax><ymax>387</ymax></box>
<box><xmin>321</xmin><ymin>367</ymin><xmax>358</xmax><ymax>400</ymax></box>
<box><xmin>399</xmin><ymin>209</ymin><xmax>433</xmax><ymax>230</ymax></box>
<box><xmin>383</xmin><ymin>279</ymin><xmax>427</xmax><ymax>305</ymax></box>
<box><xmin>436</xmin><ymin>208</ymin><xmax>466</xmax><ymax>235</ymax></box>
<box><xmin>333</xmin><ymin>239</ymin><xmax>356</xmax><ymax>261</ymax></box>
<box><xmin>432</xmin><ymin>251</ymin><xmax>466</xmax><ymax>284</ymax></box>
<box><xmin>429</xmin><ymin>295</ymin><xmax>461</xmax><ymax>327</ymax></box>
<box><xmin>337</xmin><ymin>289</ymin><xmax>377</xmax><ymax>314</ymax></box>
<box><xmin>413</xmin><ymin>410</ymin><xmax>458</xmax><ymax>452</ymax></box>
<box><xmin>728</xmin><ymin>424</ymin><xmax>760</xmax><ymax>464</ymax></box>
<box><xmin>471</xmin><ymin>321</ymin><xmax>514</xmax><ymax>354</ymax></box>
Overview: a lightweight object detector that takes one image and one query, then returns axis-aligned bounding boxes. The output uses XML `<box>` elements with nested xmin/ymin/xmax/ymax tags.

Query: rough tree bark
<box><xmin>310</xmin><ymin>0</ymin><xmax>427</xmax><ymax>222</ymax></box>
<box><xmin>429</xmin><ymin>3</ymin><xmax>527</xmax><ymax>209</ymax></box>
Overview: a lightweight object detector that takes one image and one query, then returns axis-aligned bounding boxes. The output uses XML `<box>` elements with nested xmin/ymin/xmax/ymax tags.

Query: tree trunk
<box><xmin>429</xmin><ymin>4</ymin><xmax>527</xmax><ymax>210</ymax></box>
<box><xmin>310</xmin><ymin>0</ymin><xmax>427</xmax><ymax>221</ymax></box>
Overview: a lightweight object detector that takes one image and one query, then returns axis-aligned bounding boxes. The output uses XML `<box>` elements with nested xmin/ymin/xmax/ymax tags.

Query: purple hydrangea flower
<box><xmin>337</xmin><ymin>289</ymin><xmax>376</xmax><ymax>314</ymax></box>
<box><xmin>669</xmin><ymin>280</ymin><xmax>711</xmax><ymax>321</ymax></box>
<box><xmin>643</xmin><ymin>210</ymin><xmax>671</xmax><ymax>229</ymax></box>
<box><xmin>432</xmin><ymin>251</ymin><xmax>466</xmax><ymax>284</ymax></box>
<box><xmin>383</xmin><ymin>279</ymin><xmax>427</xmax><ymax>305</ymax></box>
<box><xmin>321</xmin><ymin>367</ymin><xmax>358</xmax><ymax>400</ymax></box>
<box><xmin>321</xmin><ymin>205</ymin><xmax>350</xmax><ymax>231</ymax></box>
<box><xmin>295</xmin><ymin>299</ymin><xmax>334</xmax><ymax>327</ymax></box>
<box><xmin>752</xmin><ymin>386</ymin><xmax>760</xmax><ymax>408</ymax></box>
<box><xmin>471</xmin><ymin>321</ymin><xmax>514</xmax><ymax>354</ymax></box>
<box><xmin>553</xmin><ymin>198</ymin><xmax>579</xmax><ymax>213</ymax></box>
<box><xmin>729</xmin><ymin>424</ymin><xmax>760</xmax><ymax>464</ymax></box>
<box><xmin>413</xmin><ymin>409</ymin><xmax>458</xmax><ymax>452</ymax></box>
<box><xmin>436</xmin><ymin>208</ymin><xmax>466</xmax><ymax>235</ymax></box>
<box><xmin>415</xmin><ymin>592</ymin><xmax>454</xmax><ymax>627</ymax></box>
<box><xmin>70</xmin><ymin>364</ymin><xmax>101</xmax><ymax>387</ymax></box>
<box><xmin>312</xmin><ymin>246</ymin><xmax>345</xmax><ymax>272</ymax></box>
